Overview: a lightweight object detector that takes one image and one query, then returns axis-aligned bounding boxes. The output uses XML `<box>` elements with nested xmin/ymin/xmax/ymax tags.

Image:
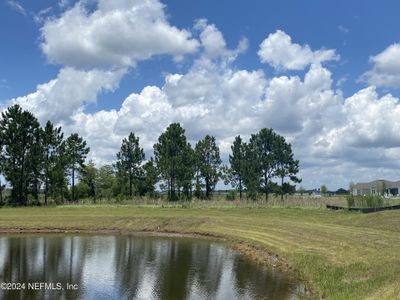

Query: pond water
<box><xmin>0</xmin><ymin>235</ymin><xmax>302</xmax><ymax>299</ymax></box>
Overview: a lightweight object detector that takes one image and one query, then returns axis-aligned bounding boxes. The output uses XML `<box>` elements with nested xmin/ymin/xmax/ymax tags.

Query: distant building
<box><xmin>311</xmin><ymin>188</ymin><xmax>321</xmax><ymax>197</ymax></box>
<box><xmin>352</xmin><ymin>180</ymin><xmax>400</xmax><ymax>196</ymax></box>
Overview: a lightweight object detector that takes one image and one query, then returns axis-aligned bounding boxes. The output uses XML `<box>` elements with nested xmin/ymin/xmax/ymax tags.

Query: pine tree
<box><xmin>274</xmin><ymin>135</ymin><xmax>301</xmax><ymax>200</ymax></box>
<box><xmin>80</xmin><ymin>160</ymin><xmax>97</xmax><ymax>199</ymax></box>
<box><xmin>248</xmin><ymin>128</ymin><xmax>278</xmax><ymax>201</ymax></box>
<box><xmin>138</xmin><ymin>157</ymin><xmax>159</xmax><ymax>196</ymax></box>
<box><xmin>52</xmin><ymin>141</ymin><xmax>69</xmax><ymax>202</ymax></box>
<box><xmin>27</xmin><ymin>126</ymin><xmax>44</xmax><ymax>204</ymax></box>
<box><xmin>154</xmin><ymin>123</ymin><xmax>190</xmax><ymax>201</ymax></box>
<box><xmin>0</xmin><ymin>105</ymin><xmax>42</xmax><ymax>205</ymax></box>
<box><xmin>242</xmin><ymin>141</ymin><xmax>261</xmax><ymax>200</ymax></box>
<box><xmin>195</xmin><ymin>135</ymin><xmax>221</xmax><ymax>199</ymax></box>
<box><xmin>115</xmin><ymin>132</ymin><xmax>145</xmax><ymax>198</ymax></box>
<box><xmin>42</xmin><ymin>121</ymin><xmax>64</xmax><ymax>205</ymax></box>
<box><xmin>96</xmin><ymin>164</ymin><xmax>116</xmax><ymax>199</ymax></box>
<box><xmin>224</xmin><ymin>135</ymin><xmax>246</xmax><ymax>199</ymax></box>
<box><xmin>65</xmin><ymin>133</ymin><xmax>90</xmax><ymax>201</ymax></box>
<box><xmin>177</xmin><ymin>143</ymin><xmax>195</xmax><ymax>199</ymax></box>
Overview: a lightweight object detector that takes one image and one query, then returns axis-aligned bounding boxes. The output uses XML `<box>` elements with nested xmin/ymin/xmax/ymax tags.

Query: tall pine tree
<box><xmin>195</xmin><ymin>135</ymin><xmax>221</xmax><ymax>199</ymax></box>
<box><xmin>0</xmin><ymin>105</ymin><xmax>42</xmax><ymax>205</ymax></box>
<box><xmin>115</xmin><ymin>132</ymin><xmax>145</xmax><ymax>197</ymax></box>
<box><xmin>65</xmin><ymin>133</ymin><xmax>90</xmax><ymax>201</ymax></box>
<box><xmin>248</xmin><ymin>128</ymin><xmax>278</xmax><ymax>201</ymax></box>
<box><xmin>224</xmin><ymin>135</ymin><xmax>246</xmax><ymax>199</ymax></box>
<box><xmin>154</xmin><ymin>123</ymin><xmax>190</xmax><ymax>201</ymax></box>
<box><xmin>42</xmin><ymin>121</ymin><xmax>64</xmax><ymax>205</ymax></box>
<box><xmin>274</xmin><ymin>136</ymin><xmax>301</xmax><ymax>200</ymax></box>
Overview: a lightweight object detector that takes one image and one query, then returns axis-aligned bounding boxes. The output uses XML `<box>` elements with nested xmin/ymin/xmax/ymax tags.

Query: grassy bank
<box><xmin>0</xmin><ymin>205</ymin><xmax>399</xmax><ymax>299</ymax></box>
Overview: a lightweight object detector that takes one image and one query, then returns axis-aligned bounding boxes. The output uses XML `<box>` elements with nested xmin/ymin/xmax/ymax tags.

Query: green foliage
<box><xmin>321</xmin><ymin>185</ymin><xmax>328</xmax><ymax>195</ymax></box>
<box><xmin>225</xmin><ymin>190</ymin><xmax>237</xmax><ymax>201</ymax></box>
<box><xmin>0</xmin><ymin>179</ymin><xmax>4</xmax><ymax>206</ymax></box>
<box><xmin>74</xmin><ymin>181</ymin><xmax>90</xmax><ymax>199</ymax></box>
<box><xmin>42</xmin><ymin>121</ymin><xmax>65</xmax><ymax>204</ymax></box>
<box><xmin>224</xmin><ymin>135</ymin><xmax>245</xmax><ymax>199</ymax></box>
<box><xmin>115</xmin><ymin>132</ymin><xmax>145</xmax><ymax>197</ymax></box>
<box><xmin>378</xmin><ymin>181</ymin><xmax>387</xmax><ymax>196</ymax></box>
<box><xmin>346</xmin><ymin>195</ymin><xmax>355</xmax><ymax>208</ymax></box>
<box><xmin>249</xmin><ymin>128</ymin><xmax>276</xmax><ymax>200</ymax></box>
<box><xmin>80</xmin><ymin>160</ymin><xmax>97</xmax><ymax>199</ymax></box>
<box><xmin>274</xmin><ymin>135</ymin><xmax>301</xmax><ymax>200</ymax></box>
<box><xmin>240</xmin><ymin>128</ymin><xmax>301</xmax><ymax>201</ymax></box>
<box><xmin>335</xmin><ymin>188</ymin><xmax>348</xmax><ymax>195</ymax></box>
<box><xmin>65</xmin><ymin>133</ymin><xmax>90</xmax><ymax>201</ymax></box>
<box><xmin>137</xmin><ymin>158</ymin><xmax>159</xmax><ymax>197</ymax></box>
<box><xmin>0</xmin><ymin>107</ymin><xmax>302</xmax><ymax>207</ymax></box>
<box><xmin>154</xmin><ymin>123</ymin><xmax>192</xmax><ymax>201</ymax></box>
<box><xmin>297</xmin><ymin>186</ymin><xmax>306</xmax><ymax>196</ymax></box>
<box><xmin>365</xmin><ymin>195</ymin><xmax>384</xmax><ymax>208</ymax></box>
<box><xmin>195</xmin><ymin>135</ymin><xmax>221</xmax><ymax>199</ymax></box>
<box><xmin>96</xmin><ymin>164</ymin><xmax>116</xmax><ymax>199</ymax></box>
<box><xmin>346</xmin><ymin>195</ymin><xmax>384</xmax><ymax>208</ymax></box>
<box><xmin>0</xmin><ymin>105</ymin><xmax>43</xmax><ymax>205</ymax></box>
<box><xmin>242</xmin><ymin>141</ymin><xmax>261</xmax><ymax>200</ymax></box>
<box><xmin>176</xmin><ymin>143</ymin><xmax>195</xmax><ymax>200</ymax></box>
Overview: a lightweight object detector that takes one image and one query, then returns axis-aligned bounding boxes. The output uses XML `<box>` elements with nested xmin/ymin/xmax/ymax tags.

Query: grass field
<box><xmin>0</xmin><ymin>202</ymin><xmax>399</xmax><ymax>299</ymax></box>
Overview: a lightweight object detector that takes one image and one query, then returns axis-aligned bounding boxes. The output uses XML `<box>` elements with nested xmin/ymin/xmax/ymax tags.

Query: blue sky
<box><xmin>1</xmin><ymin>0</ymin><xmax>400</xmax><ymax>189</ymax></box>
<box><xmin>2</xmin><ymin>0</ymin><xmax>400</xmax><ymax>100</ymax></box>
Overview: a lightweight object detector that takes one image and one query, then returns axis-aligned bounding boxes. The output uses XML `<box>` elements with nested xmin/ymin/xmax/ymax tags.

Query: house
<box><xmin>352</xmin><ymin>180</ymin><xmax>400</xmax><ymax>196</ymax></box>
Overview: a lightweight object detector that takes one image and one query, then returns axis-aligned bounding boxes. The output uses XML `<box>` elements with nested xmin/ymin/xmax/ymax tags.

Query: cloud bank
<box><xmin>4</xmin><ymin>0</ymin><xmax>400</xmax><ymax>189</ymax></box>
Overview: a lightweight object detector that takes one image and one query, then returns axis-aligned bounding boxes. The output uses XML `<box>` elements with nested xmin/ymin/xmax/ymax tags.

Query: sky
<box><xmin>1</xmin><ymin>0</ymin><xmax>400</xmax><ymax>190</ymax></box>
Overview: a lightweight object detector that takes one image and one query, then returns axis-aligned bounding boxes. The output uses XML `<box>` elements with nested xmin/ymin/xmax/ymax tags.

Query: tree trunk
<box><xmin>0</xmin><ymin>179</ymin><xmax>3</xmax><ymax>205</ymax></box>
<box><xmin>20</xmin><ymin>158</ymin><xmax>25</xmax><ymax>205</ymax></box>
<box><xmin>45</xmin><ymin>174</ymin><xmax>48</xmax><ymax>206</ymax></box>
<box><xmin>239</xmin><ymin>177</ymin><xmax>242</xmax><ymax>200</ymax></box>
<box><xmin>205</xmin><ymin>178</ymin><xmax>210</xmax><ymax>199</ymax></box>
<box><xmin>280</xmin><ymin>176</ymin><xmax>284</xmax><ymax>200</ymax></box>
<box><xmin>169</xmin><ymin>178</ymin><xmax>172</xmax><ymax>200</ymax></box>
<box><xmin>171</xmin><ymin>176</ymin><xmax>176</xmax><ymax>201</ymax></box>
<box><xmin>129</xmin><ymin>171</ymin><xmax>133</xmax><ymax>198</ymax></box>
<box><xmin>72</xmin><ymin>165</ymin><xmax>75</xmax><ymax>202</ymax></box>
<box><xmin>264</xmin><ymin>173</ymin><xmax>268</xmax><ymax>202</ymax></box>
<box><xmin>45</xmin><ymin>152</ymin><xmax>49</xmax><ymax>206</ymax></box>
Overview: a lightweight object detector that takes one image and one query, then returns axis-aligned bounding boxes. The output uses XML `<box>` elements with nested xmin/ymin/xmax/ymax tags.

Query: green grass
<box><xmin>0</xmin><ymin>204</ymin><xmax>399</xmax><ymax>299</ymax></box>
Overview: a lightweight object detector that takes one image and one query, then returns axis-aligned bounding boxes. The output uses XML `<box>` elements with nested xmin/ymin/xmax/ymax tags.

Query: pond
<box><xmin>0</xmin><ymin>235</ymin><xmax>302</xmax><ymax>299</ymax></box>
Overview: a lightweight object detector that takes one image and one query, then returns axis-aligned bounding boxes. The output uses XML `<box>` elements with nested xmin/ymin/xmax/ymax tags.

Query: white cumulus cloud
<box><xmin>258</xmin><ymin>30</ymin><xmax>339</xmax><ymax>70</ymax></box>
<box><xmin>361</xmin><ymin>43</ymin><xmax>400</xmax><ymax>88</ymax></box>
<box><xmin>40</xmin><ymin>0</ymin><xmax>199</xmax><ymax>68</ymax></box>
<box><xmin>8</xmin><ymin>68</ymin><xmax>126</xmax><ymax>123</ymax></box>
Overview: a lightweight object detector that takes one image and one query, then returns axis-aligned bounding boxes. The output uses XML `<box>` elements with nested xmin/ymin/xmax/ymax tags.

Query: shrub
<box><xmin>347</xmin><ymin>195</ymin><xmax>384</xmax><ymax>208</ymax></box>
<box><xmin>364</xmin><ymin>195</ymin><xmax>383</xmax><ymax>208</ymax></box>
<box><xmin>346</xmin><ymin>195</ymin><xmax>355</xmax><ymax>208</ymax></box>
<box><xmin>225</xmin><ymin>190</ymin><xmax>236</xmax><ymax>201</ymax></box>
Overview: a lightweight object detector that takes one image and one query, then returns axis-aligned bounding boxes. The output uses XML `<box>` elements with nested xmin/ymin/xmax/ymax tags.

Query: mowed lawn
<box><xmin>0</xmin><ymin>205</ymin><xmax>399</xmax><ymax>299</ymax></box>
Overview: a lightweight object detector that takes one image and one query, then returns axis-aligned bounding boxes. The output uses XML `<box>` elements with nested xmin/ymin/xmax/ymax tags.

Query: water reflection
<box><xmin>0</xmin><ymin>235</ymin><xmax>300</xmax><ymax>299</ymax></box>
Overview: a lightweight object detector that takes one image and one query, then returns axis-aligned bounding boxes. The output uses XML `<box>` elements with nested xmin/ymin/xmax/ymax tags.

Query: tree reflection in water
<box><xmin>0</xmin><ymin>235</ymin><xmax>300</xmax><ymax>300</ymax></box>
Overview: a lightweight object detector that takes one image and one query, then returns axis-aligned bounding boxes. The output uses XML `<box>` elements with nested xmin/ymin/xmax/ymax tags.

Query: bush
<box><xmin>347</xmin><ymin>195</ymin><xmax>384</xmax><ymax>208</ymax></box>
<box><xmin>364</xmin><ymin>195</ymin><xmax>383</xmax><ymax>208</ymax></box>
<box><xmin>246</xmin><ymin>190</ymin><xmax>258</xmax><ymax>201</ymax></box>
<box><xmin>346</xmin><ymin>195</ymin><xmax>355</xmax><ymax>208</ymax></box>
<box><xmin>225</xmin><ymin>190</ymin><xmax>236</xmax><ymax>201</ymax></box>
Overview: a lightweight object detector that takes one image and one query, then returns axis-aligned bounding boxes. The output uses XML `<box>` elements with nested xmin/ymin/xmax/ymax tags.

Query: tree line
<box><xmin>0</xmin><ymin>105</ymin><xmax>300</xmax><ymax>205</ymax></box>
